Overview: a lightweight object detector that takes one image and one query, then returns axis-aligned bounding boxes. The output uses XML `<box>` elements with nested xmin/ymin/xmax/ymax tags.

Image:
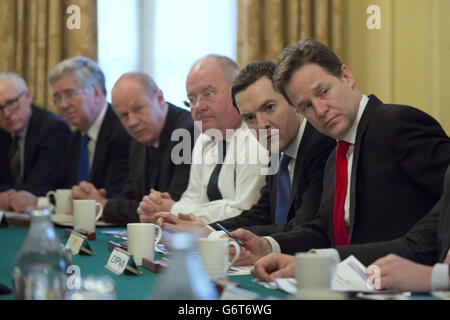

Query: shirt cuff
<box><xmin>431</xmin><ymin>263</ymin><xmax>450</xmax><ymax>291</ymax></box>
<box><xmin>264</xmin><ymin>236</ymin><xmax>280</xmax><ymax>254</ymax></box>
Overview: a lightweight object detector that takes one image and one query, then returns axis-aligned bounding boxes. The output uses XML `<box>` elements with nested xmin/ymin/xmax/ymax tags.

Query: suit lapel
<box><xmin>23</xmin><ymin>105</ymin><xmax>40</xmax><ymax>174</ymax></box>
<box><xmin>288</xmin><ymin>122</ymin><xmax>311</xmax><ymax>214</ymax></box>
<box><xmin>348</xmin><ymin>95</ymin><xmax>382</xmax><ymax>239</ymax></box>
<box><xmin>148</xmin><ymin>104</ymin><xmax>176</xmax><ymax>189</ymax></box>
<box><xmin>89</xmin><ymin>105</ymin><xmax>112</xmax><ymax>182</ymax></box>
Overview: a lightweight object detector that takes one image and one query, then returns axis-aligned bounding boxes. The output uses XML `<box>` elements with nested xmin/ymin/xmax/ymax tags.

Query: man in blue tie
<box><xmin>9</xmin><ymin>57</ymin><xmax>131</xmax><ymax>212</ymax></box>
<box><xmin>147</xmin><ymin>61</ymin><xmax>335</xmax><ymax>238</ymax></box>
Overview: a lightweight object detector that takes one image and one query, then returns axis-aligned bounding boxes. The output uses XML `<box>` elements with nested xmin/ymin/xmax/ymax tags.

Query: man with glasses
<box><xmin>0</xmin><ymin>73</ymin><xmax>71</xmax><ymax>212</ymax></box>
<box><xmin>137</xmin><ymin>55</ymin><xmax>269</xmax><ymax>224</ymax></box>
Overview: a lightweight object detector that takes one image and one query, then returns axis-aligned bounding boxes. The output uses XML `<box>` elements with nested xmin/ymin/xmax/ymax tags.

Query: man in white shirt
<box><xmin>137</xmin><ymin>55</ymin><xmax>268</xmax><ymax>224</ymax></box>
<box><xmin>229</xmin><ymin>39</ymin><xmax>450</xmax><ymax>268</ymax></box>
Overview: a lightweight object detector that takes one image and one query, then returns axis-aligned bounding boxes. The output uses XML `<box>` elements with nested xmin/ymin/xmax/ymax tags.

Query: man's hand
<box><xmin>9</xmin><ymin>191</ymin><xmax>38</xmax><ymax>213</ymax></box>
<box><xmin>0</xmin><ymin>190</ymin><xmax>16</xmax><ymax>210</ymax></box>
<box><xmin>137</xmin><ymin>189</ymin><xmax>175</xmax><ymax>223</ymax></box>
<box><xmin>71</xmin><ymin>182</ymin><xmax>107</xmax><ymax>208</ymax></box>
<box><xmin>251</xmin><ymin>253</ymin><xmax>296</xmax><ymax>282</ymax></box>
<box><xmin>153</xmin><ymin>212</ymin><xmax>211</xmax><ymax>237</ymax></box>
<box><xmin>367</xmin><ymin>254</ymin><xmax>433</xmax><ymax>292</ymax></box>
<box><xmin>229</xmin><ymin>229</ymin><xmax>273</xmax><ymax>266</ymax></box>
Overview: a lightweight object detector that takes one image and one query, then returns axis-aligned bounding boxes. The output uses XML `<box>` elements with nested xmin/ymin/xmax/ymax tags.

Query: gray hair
<box><xmin>48</xmin><ymin>56</ymin><xmax>107</xmax><ymax>96</ymax></box>
<box><xmin>113</xmin><ymin>72</ymin><xmax>160</xmax><ymax>99</ymax></box>
<box><xmin>0</xmin><ymin>73</ymin><xmax>28</xmax><ymax>93</ymax></box>
<box><xmin>193</xmin><ymin>54</ymin><xmax>240</xmax><ymax>84</ymax></box>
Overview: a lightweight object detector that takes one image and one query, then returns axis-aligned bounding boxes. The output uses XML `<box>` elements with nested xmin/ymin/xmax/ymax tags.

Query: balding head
<box><xmin>185</xmin><ymin>55</ymin><xmax>242</xmax><ymax>137</ymax></box>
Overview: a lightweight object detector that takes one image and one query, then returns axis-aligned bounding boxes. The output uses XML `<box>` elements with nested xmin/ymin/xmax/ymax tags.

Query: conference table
<box><xmin>0</xmin><ymin>222</ymin><xmax>288</xmax><ymax>301</ymax></box>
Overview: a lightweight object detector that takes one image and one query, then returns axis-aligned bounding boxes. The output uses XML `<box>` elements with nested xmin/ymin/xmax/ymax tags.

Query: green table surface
<box><xmin>0</xmin><ymin>224</ymin><xmax>288</xmax><ymax>300</ymax></box>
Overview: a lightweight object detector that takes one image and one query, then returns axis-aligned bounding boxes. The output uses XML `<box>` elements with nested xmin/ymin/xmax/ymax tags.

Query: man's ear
<box><xmin>340</xmin><ymin>64</ymin><xmax>355</xmax><ymax>88</ymax></box>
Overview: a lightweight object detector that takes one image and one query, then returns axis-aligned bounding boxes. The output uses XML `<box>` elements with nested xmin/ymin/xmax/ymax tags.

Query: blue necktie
<box><xmin>207</xmin><ymin>141</ymin><xmax>227</xmax><ymax>201</ymax></box>
<box><xmin>77</xmin><ymin>134</ymin><xmax>90</xmax><ymax>183</ymax></box>
<box><xmin>275</xmin><ymin>153</ymin><xmax>292</xmax><ymax>224</ymax></box>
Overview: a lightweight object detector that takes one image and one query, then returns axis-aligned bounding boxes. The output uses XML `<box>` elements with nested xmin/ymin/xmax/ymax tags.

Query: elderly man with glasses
<box><xmin>0</xmin><ymin>73</ymin><xmax>71</xmax><ymax>212</ymax></box>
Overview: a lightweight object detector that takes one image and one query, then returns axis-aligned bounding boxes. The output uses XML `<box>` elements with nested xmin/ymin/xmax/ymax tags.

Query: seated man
<box><xmin>137</xmin><ymin>55</ymin><xmax>269</xmax><ymax>224</ymax></box>
<box><xmin>138</xmin><ymin>55</ymin><xmax>268</xmax><ymax>223</ymax></box>
<box><xmin>72</xmin><ymin>72</ymin><xmax>194</xmax><ymax>224</ymax></box>
<box><xmin>228</xmin><ymin>38</ymin><xmax>450</xmax><ymax>266</ymax></box>
<box><xmin>153</xmin><ymin>61</ymin><xmax>335</xmax><ymax>237</ymax></box>
<box><xmin>253</xmin><ymin>163</ymin><xmax>450</xmax><ymax>293</ymax></box>
<box><xmin>0</xmin><ymin>73</ymin><xmax>71</xmax><ymax>212</ymax></box>
<box><xmin>9</xmin><ymin>57</ymin><xmax>132</xmax><ymax>212</ymax></box>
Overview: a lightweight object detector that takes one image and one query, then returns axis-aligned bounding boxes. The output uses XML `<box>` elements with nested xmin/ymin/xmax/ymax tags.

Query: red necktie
<box><xmin>333</xmin><ymin>140</ymin><xmax>351</xmax><ymax>245</ymax></box>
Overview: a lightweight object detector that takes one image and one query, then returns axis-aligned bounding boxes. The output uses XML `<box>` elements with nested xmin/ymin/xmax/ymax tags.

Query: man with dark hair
<box><xmin>152</xmin><ymin>61</ymin><xmax>335</xmax><ymax>238</ymax></box>
<box><xmin>0</xmin><ymin>73</ymin><xmax>71</xmax><ymax>212</ymax></box>
<box><xmin>71</xmin><ymin>72</ymin><xmax>194</xmax><ymax>224</ymax></box>
<box><xmin>230</xmin><ymin>38</ymin><xmax>450</xmax><ymax>268</ymax></box>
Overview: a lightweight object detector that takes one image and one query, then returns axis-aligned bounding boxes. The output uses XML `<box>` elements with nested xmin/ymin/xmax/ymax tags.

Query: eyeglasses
<box><xmin>184</xmin><ymin>85</ymin><xmax>228</xmax><ymax>108</ymax></box>
<box><xmin>0</xmin><ymin>91</ymin><xmax>25</xmax><ymax>115</ymax></box>
<box><xmin>52</xmin><ymin>89</ymin><xmax>82</xmax><ymax>105</ymax></box>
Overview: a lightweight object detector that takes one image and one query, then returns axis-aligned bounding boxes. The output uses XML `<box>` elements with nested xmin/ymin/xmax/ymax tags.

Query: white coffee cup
<box><xmin>197</xmin><ymin>238</ymin><xmax>240</xmax><ymax>280</ymax></box>
<box><xmin>295</xmin><ymin>251</ymin><xmax>340</xmax><ymax>299</ymax></box>
<box><xmin>127</xmin><ymin>223</ymin><xmax>162</xmax><ymax>266</ymax></box>
<box><xmin>46</xmin><ymin>189</ymin><xmax>72</xmax><ymax>216</ymax></box>
<box><xmin>73</xmin><ymin>200</ymin><xmax>103</xmax><ymax>232</ymax></box>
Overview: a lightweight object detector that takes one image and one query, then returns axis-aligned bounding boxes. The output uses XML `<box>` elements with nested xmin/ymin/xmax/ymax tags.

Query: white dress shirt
<box><xmin>207</xmin><ymin>118</ymin><xmax>306</xmax><ymax>238</ymax></box>
<box><xmin>171</xmin><ymin>122</ymin><xmax>269</xmax><ymax>224</ymax></box>
<box><xmin>431</xmin><ymin>249</ymin><xmax>450</xmax><ymax>291</ymax></box>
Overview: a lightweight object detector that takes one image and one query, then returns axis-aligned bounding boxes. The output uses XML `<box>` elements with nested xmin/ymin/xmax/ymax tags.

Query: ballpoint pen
<box><xmin>215</xmin><ymin>223</ymin><xmax>245</xmax><ymax>247</ymax></box>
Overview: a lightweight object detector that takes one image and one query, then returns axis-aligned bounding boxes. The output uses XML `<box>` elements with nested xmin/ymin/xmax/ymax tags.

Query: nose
<box><xmin>255</xmin><ymin>112</ymin><xmax>270</xmax><ymax>130</ymax></box>
<box><xmin>127</xmin><ymin>112</ymin><xmax>139</xmax><ymax>128</ymax></box>
<box><xmin>312</xmin><ymin>98</ymin><xmax>328</xmax><ymax>117</ymax></box>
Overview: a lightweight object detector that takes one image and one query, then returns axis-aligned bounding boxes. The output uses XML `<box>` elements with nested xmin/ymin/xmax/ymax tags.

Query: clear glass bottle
<box><xmin>12</xmin><ymin>207</ymin><xmax>72</xmax><ymax>300</ymax></box>
<box><xmin>150</xmin><ymin>233</ymin><xmax>218</xmax><ymax>300</ymax></box>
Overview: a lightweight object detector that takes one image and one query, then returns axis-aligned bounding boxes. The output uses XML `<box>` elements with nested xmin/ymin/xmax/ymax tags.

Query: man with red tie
<box><xmin>230</xmin><ymin>38</ymin><xmax>450</xmax><ymax>268</ymax></box>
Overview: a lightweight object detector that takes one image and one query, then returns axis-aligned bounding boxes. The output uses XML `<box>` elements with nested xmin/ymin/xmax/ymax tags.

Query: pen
<box><xmin>216</xmin><ymin>223</ymin><xmax>245</xmax><ymax>247</ymax></box>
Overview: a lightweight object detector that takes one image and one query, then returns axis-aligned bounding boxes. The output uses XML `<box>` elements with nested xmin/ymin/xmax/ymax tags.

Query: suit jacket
<box><xmin>0</xmin><ymin>104</ymin><xmax>71</xmax><ymax>196</ymax></box>
<box><xmin>103</xmin><ymin>103</ymin><xmax>194</xmax><ymax>225</ymax></box>
<box><xmin>211</xmin><ymin>122</ymin><xmax>336</xmax><ymax>236</ymax></box>
<box><xmin>52</xmin><ymin>104</ymin><xmax>131</xmax><ymax>197</ymax></box>
<box><xmin>336</xmin><ymin>164</ymin><xmax>450</xmax><ymax>266</ymax></box>
<box><xmin>272</xmin><ymin>95</ymin><xmax>450</xmax><ymax>256</ymax></box>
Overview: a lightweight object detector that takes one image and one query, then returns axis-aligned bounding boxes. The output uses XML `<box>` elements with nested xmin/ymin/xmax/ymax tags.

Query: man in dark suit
<box><xmin>72</xmin><ymin>72</ymin><xmax>194</xmax><ymax>225</ymax></box>
<box><xmin>49</xmin><ymin>57</ymin><xmax>131</xmax><ymax>197</ymax></box>
<box><xmin>0</xmin><ymin>73</ymin><xmax>71</xmax><ymax>212</ymax></box>
<box><xmin>230</xmin><ymin>39</ymin><xmax>450</xmax><ymax>267</ymax></box>
<box><xmin>154</xmin><ymin>61</ymin><xmax>335</xmax><ymax>237</ymax></box>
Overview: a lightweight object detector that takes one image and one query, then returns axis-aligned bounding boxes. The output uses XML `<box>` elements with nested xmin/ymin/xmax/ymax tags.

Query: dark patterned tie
<box><xmin>275</xmin><ymin>153</ymin><xmax>292</xmax><ymax>224</ymax></box>
<box><xmin>77</xmin><ymin>134</ymin><xmax>91</xmax><ymax>183</ymax></box>
<box><xmin>9</xmin><ymin>135</ymin><xmax>21</xmax><ymax>185</ymax></box>
<box><xmin>207</xmin><ymin>140</ymin><xmax>227</xmax><ymax>201</ymax></box>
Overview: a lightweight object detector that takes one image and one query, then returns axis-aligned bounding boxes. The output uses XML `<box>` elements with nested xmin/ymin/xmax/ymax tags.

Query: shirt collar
<box><xmin>86</xmin><ymin>102</ymin><xmax>108</xmax><ymax>142</ymax></box>
<box><xmin>340</xmin><ymin>94</ymin><xmax>369</xmax><ymax>144</ymax></box>
<box><xmin>12</xmin><ymin>106</ymin><xmax>32</xmax><ymax>140</ymax></box>
<box><xmin>283</xmin><ymin>117</ymin><xmax>306</xmax><ymax>160</ymax></box>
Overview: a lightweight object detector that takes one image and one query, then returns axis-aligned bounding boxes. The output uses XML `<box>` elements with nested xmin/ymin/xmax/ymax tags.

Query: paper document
<box><xmin>331</xmin><ymin>255</ymin><xmax>377</xmax><ymax>292</ymax></box>
<box><xmin>228</xmin><ymin>265</ymin><xmax>253</xmax><ymax>275</ymax></box>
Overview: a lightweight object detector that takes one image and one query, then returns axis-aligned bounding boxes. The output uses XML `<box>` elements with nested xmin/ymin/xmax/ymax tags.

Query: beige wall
<box><xmin>343</xmin><ymin>0</ymin><xmax>450</xmax><ymax>134</ymax></box>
